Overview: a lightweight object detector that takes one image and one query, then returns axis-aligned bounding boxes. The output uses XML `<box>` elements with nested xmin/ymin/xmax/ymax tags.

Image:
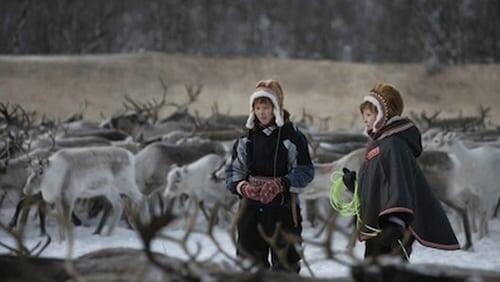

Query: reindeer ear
<box><xmin>431</xmin><ymin>132</ymin><xmax>441</xmax><ymax>144</ymax></box>
<box><xmin>40</xmin><ymin>158</ymin><xmax>50</xmax><ymax>167</ymax></box>
<box><xmin>446</xmin><ymin>132</ymin><xmax>455</xmax><ymax>141</ymax></box>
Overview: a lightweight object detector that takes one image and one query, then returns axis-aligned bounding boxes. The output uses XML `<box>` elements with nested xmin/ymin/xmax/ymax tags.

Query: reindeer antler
<box><xmin>478</xmin><ymin>104</ymin><xmax>491</xmax><ymax>119</ymax></box>
<box><xmin>420</xmin><ymin>110</ymin><xmax>441</xmax><ymax>127</ymax></box>
<box><xmin>184</xmin><ymin>84</ymin><xmax>203</xmax><ymax>103</ymax></box>
<box><xmin>300</xmin><ymin>107</ymin><xmax>314</xmax><ymax>125</ymax></box>
<box><xmin>122</xmin><ymin>81</ymin><xmax>168</xmax><ymax>124</ymax></box>
<box><xmin>0</xmin><ymin>102</ymin><xmax>15</xmax><ymax>126</ymax></box>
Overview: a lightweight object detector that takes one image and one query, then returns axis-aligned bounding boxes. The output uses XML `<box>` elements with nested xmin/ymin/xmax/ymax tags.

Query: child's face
<box><xmin>362</xmin><ymin>108</ymin><xmax>377</xmax><ymax>130</ymax></box>
<box><xmin>253</xmin><ymin>100</ymin><xmax>274</xmax><ymax>126</ymax></box>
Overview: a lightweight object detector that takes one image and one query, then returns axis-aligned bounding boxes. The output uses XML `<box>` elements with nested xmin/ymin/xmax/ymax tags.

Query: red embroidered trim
<box><xmin>366</xmin><ymin>147</ymin><xmax>380</xmax><ymax>160</ymax></box>
<box><xmin>357</xmin><ymin>207</ymin><xmax>461</xmax><ymax>250</ymax></box>
<box><xmin>409</xmin><ymin>227</ymin><xmax>461</xmax><ymax>250</ymax></box>
<box><xmin>379</xmin><ymin>207</ymin><xmax>414</xmax><ymax>216</ymax></box>
<box><xmin>358</xmin><ymin>227</ymin><xmax>461</xmax><ymax>250</ymax></box>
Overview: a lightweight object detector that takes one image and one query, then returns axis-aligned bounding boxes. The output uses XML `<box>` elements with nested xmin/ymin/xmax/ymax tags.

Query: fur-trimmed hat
<box><xmin>362</xmin><ymin>83</ymin><xmax>404</xmax><ymax>133</ymax></box>
<box><xmin>246</xmin><ymin>81</ymin><xmax>285</xmax><ymax>129</ymax></box>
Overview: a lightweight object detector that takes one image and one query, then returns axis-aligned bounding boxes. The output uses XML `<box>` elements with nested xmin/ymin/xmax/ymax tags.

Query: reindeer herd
<box><xmin>1</xmin><ymin>87</ymin><xmax>500</xmax><ymax>252</ymax></box>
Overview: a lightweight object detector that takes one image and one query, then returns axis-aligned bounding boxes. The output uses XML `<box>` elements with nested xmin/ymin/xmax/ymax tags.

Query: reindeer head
<box><xmin>422</xmin><ymin>128</ymin><xmax>441</xmax><ymax>148</ymax></box>
<box><xmin>23</xmin><ymin>157</ymin><xmax>50</xmax><ymax>195</ymax></box>
<box><xmin>210</xmin><ymin>156</ymin><xmax>230</xmax><ymax>183</ymax></box>
<box><xmin>100</xmin><ymin>112</ymin><xmax>142</xmax><ymax>136</ymax></box>
<box><xmin>424</xmin><ymin>131</ymin><xmax>458</xmax><ymax>151</ymax></box>
<box><xmin>164</xmin><ymin>165</ymin><xmax>185</xmax><ymax>198</ymax></box>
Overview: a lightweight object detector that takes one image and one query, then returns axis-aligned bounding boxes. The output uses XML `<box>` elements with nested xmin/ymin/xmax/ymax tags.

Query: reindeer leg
<box><xmin>71</xmin><ymin>212</ymin><xmax>82</xmax><ymax>226</ymax></box>
<box><xmin>105</xmin><ymin>191</ymin><xmax>122</xmax><ymax>236</ymax></box>
<box><xmin>182</xmin><ymin>197</ymin><xmax>194</xmax><ymax>230</ymax></box>
<box><xmin>0</xmin><ymin>191</ymin><xmax>6</xmax><ymax>209</ymax></box>
<box><xmin>479</xmin><ymin>211</ymin><xmax>488</xmax><ymax>238</ymax></box>
<box><xmin>93</xmin><ymin>203</ymin><xmax>111</xmax><ymax>235</ymax></box>
<box><xmin>471</xmin><ymin>206</ymin><xmax>478</xmax><ymax>233</ymax></box>
<box><xmin>305</xmin><ymin>199</ymin><xmax>316</xmax><ymax>228</ymax></box>
<box><xmin>38</xmin><ymin>200</ymin><xmax>47</xmax><ymax>236</ymax></box>
<box><xmin>88</xmin><ymin>197</ymin><xmax>105</xmax><ymax>219</ymax></box>
<box><xmin>157</xmin><ymin>192</ymin><xmax>165</xmax><ymax>215</ymax></box>
<box><xmin>198</xmin><ymin>201</ymin><xmax>210</xmax><ymax>222</ymax></box>
<box><xmin>443</xmin><ymin>199</ymin><xmax>472</xmax><ymax>250</ymax></box>
<box><xmin>483</xmin><ymin>213</ymin><xmax>488</xmax><ymax>237</ymax></box>
<box><xmin>313</xmin><ymin>209</ymin><xmax>335</xmax><ymax>238</ymax></box>
<box><xmin>55</xmin><ymin>199</ymin><xmax>71</xmax><ymax>241</ymax></box>
<box><xmin>8</xmin><ymin>197</ymin><xmax>26</xmax><ymax>229</ymax></box>
<box><xmin>493</xmin><ymin>197</ymin><xmax>500</xmax><ymax>218</ymax></box>
<box><xmin>120</xmin><ymin>196</ymin><xmax>135</xmax><ymax>230</ymax></box>
<box><xmin>18</xmin><ymin>201</ymin><xmax>32</xmax><ymax>233</ymax></box>
<box><xmin>462</xmin><ymin>209</ymin><xmax>473</xmax><ymax>250</ymax></box>
<box><xmin>466</xmin><ymin>197</ymin><xmax>481</xmax><ymax>233</ymax></box>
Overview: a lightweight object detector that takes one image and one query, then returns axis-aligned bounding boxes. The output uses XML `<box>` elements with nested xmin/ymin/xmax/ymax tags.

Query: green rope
<box><xmin>328</xmin><ymin>170</ymin><xmax>410</xmax><ymax>259</ymax></box>
<box><xmin>398</xmin><ymin>239</ymin><xmax>411</xmax><ymax>261</ymax></box>
<box><xmin>329</xmin><ymin>171</ymin><xmax>360</xmax><ymax>217</ymax></box>
<box><xmin>329</xmin><ymin>171</ymin><xmax>381</xmax><ymax>237</ymax></box>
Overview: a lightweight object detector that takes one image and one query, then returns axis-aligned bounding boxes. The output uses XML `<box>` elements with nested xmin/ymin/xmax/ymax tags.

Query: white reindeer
<box><xmin>135</xmin><ymin>141</ymin><xmax>226</xmax><ymax>195</ymax></box>
<box><xmin>426</xmin><ymin>132</ymin><xmax>500</xmax><ymax>238</ymax></box>
<box><xmin>0</xmin><ymin>148</ymin><xmax>53</xmax><ymax>194</ymax></box>
<box><xmin>0</xmin><ymin>148</ymin><xmax>54</xmax><ymax>234</ymax></box>
<box><xmin>161</xmin><ymin>130</ymin><xmax>192</xmax><ymax>144</ymax></box>
<box><xmin>417</xmin><ymin>150</ymin><xmax>479</xmax><ymax>249</ymax></box>
<box><xmin>163</xmin><ymin>154</ymin><xmax>235</xmax><ymax>224</ymax></box>
<box><xmin>23</xmin><ymin>146</ymin><xmax>145</xmax><ymax>239</ymax></box>
<box><xmin>302</xmin><ymin>148</ymin><xmax>365</xmax><ymax>200</ymax></box>
<box><xmin>299</xmin><ymin>148</ymin><xmax>365</xmax><ymax>227</ymax></box>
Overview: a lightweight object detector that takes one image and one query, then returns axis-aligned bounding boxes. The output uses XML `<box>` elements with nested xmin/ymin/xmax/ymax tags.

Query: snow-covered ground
<box><xmin>1</xmin><ymin>204</ymin><xmax>500</xmax><ymax>278</ymax></box>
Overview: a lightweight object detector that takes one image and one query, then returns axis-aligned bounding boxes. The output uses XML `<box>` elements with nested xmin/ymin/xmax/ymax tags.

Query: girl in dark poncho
<box><xmin>342</xmin><ymin>83</ymin><xmax>460</xmax><ymax>260</ymax></box>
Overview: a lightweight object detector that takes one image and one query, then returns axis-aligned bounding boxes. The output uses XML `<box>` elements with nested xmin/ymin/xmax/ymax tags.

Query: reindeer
<box><xmin>414</xmin><ymin>105</ymin><xmax>490</xmax><ymax>132</ymax></box>
<box><xmin>0</xmin><ymin>149</ymin><xmax>53</xmax><ymax>194</ymax></box>
<box><xmin>0</xmin><ymin>148</ymin><xmax>56</xmax><ymax>234</ymax></box>
<box><xmin>31</xmin><ymin>135</ymin><xmax>111</xmax><ymax>150</ymax></box>
<box><xmin>417</xmin><ymin>150</ymin><xmax>478</xmax><ymax>250</ymax></box>
<box><xmin>0</xmin><ymin>102</ymin><xmax>34</xmax><ymax>159</ymax></box>
<box><xmin>300</xmin><ymin>148</ymin><xmax>365</xmax><ymax>227</ymax></box>
<box><xmin>163</xmin><ymin>154</ymin><xmax>236</xmax><ymax>225</ymax></box>
<box><xmin>99</xmin><ymin>79</ymin><xmax>169</xmax><ymax>135</ymax></box>
<box><xmin>302</xmin><ymin>148</ymin><xmax>365</xmax><ymax>201</ymax></box>
<box><xmin>22</xmin><ymin>146</ymin><xmax>146</xmax><ymax>240</ymax></box>
<box><xmin>101</xmin><ymin>82</ymin><xmax>201</xmax><ymax>140</ymax></box>
<box><xmin>59</xmin><ymin>128</ymin><xmax>129</xmax><ymax>141</ymax></box>
<box><xmin>135</xmin><ymin>141</ymin><xmax>227</xmax><ymax>195</ymax></box>
<box><xmin>425</xmin><ymin>131</ymin><xmax>500</xmax><ymax>239</ymax></box>
<box><xmin>160</xmin><ymin>130</ymin><xmax>193</xmax><ymax>145</ymax></box>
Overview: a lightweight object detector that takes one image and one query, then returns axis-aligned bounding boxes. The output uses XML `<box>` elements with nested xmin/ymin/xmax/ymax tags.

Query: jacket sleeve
<box><xmin>225</xmin><ymin>137</ymin><xmax>249</xmax><ymax>195</ymax></box>
<box><xmin>281</xmin><ymin>129</ymin><xmax>315</xmax><ymax>194</ymax></box>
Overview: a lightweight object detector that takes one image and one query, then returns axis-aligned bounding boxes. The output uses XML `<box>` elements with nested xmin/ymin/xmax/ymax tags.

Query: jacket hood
<box><xmin>369</xmin><ymin>117</ymin><xmax>422</xmax><ymax>157</ymax></box>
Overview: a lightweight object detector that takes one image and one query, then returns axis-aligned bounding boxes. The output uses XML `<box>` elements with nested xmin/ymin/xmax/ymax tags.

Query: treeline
<box><xmin>1</xmin><ymin>0</ymin><xmax>499</xmax><ymax>65</ymax></box>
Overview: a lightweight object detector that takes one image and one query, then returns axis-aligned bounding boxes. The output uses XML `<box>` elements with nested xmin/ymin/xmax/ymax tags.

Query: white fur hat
<box><xmin>363</xmin><ymin>92</ymin><xmax>388</xmax><ymax>133</ymax></box>
<box><xmin>246</xmin><ymin>87</ymin><xmax>284</xmax><ymax>129</ymax></box>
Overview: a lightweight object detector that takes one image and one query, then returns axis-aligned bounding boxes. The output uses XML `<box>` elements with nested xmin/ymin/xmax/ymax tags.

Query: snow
<box><xmin>1</xmin><ymin>203</ymin><xmax>500</xmax><ymax>278</ymax></box>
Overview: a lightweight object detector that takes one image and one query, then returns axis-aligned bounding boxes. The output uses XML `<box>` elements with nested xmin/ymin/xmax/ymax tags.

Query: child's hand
<box><xmin>342</xmin><ymin>167</ymin><xmax>356</xmax><ymax>193</ymax></box>
<box><xmin>237</xmin><ymin>181</ymin><xmax>261</xmax><ymax>201</ymax></box>
<box><xmin>259</xmin><ymin>179</ymin><xmax>283</xmax><ymax>204</ymax></box>
<box><xmin>379</xmin><ymin>222</ymin><xmax>404</xmax><ymax>250</ymax></box>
